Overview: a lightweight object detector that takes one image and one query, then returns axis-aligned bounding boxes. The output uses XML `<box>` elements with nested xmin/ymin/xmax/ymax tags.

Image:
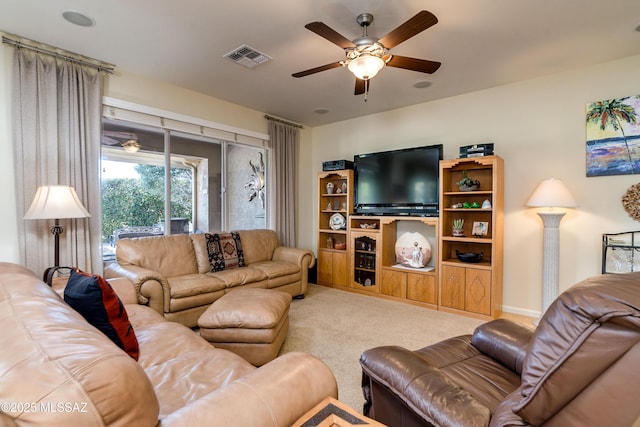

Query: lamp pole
<box><xmin>43</xmin><ymin>219</ymin><xmax>64</xmax><ymax>284</ymax></box>
<box><xmin>526</xmin><ymin>178</ymin><xmax>576</xmax><ymax>317</ymax></box>
<box><xmin>537</xmin><ymin>211</ymin><xmax>566</xmax><ymax>313</ymax></box>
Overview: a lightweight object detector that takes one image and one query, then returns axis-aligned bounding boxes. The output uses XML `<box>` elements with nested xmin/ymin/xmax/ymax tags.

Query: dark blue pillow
<box><xmin>64</xmin><ymin>268</ymin><xmax>139</xmax><ymax>360</ymax></box>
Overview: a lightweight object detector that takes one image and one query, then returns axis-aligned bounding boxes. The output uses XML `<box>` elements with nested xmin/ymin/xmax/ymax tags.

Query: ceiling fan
<box><xmin>102</xmin><ymin>130</ymin><xmax>141</xmax><ymax>153</ymax></box>
<box><xmin>292</xmin><ymin>10</ymin><xmax>441</xmax><ymax>98</ymax></box>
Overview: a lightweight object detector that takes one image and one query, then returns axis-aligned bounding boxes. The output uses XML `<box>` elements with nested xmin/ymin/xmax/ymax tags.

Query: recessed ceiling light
<box><xmin>413</xmin><ymin>80</ymin><xmax>432</xmax><ymax>89</ymax></box>
<box><xmin>62</xmin><ymin>10</ymin><xmax>95</xmax><ymax>27</ymax></box>
<box><xmin>314</xmin><ymin>108</ymin><xmax>330</xmax><ymax>115</ymax></box>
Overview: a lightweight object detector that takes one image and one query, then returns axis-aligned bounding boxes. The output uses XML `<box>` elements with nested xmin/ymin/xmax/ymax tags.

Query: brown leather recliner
<box><xmin>360</xmin><ymin>272</ymin><xmax>640</xmax><ymax>426</ymax></box>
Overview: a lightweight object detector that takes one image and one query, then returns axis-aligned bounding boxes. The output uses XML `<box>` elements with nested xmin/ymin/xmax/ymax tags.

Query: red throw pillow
<box><xmin>64</xmin><ymin>268</ymin><xmax>139</xmax><ymax>360</ymax></box>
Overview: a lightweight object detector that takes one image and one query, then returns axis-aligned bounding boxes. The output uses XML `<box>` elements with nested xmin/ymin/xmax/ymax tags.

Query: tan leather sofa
<box><xmin>0</xmin><ymin>262</ymin><xmax>337</xmax><ymax>427</ymax></box>
<box><xmin>105</xmin><ymin>229</ymin><xmax>315</xmax><ymax>327</ymax></box>
<box><xmin>360</xmin><ymin>272</ymin><xmax>640</xmax><ymax>427</ymax></box>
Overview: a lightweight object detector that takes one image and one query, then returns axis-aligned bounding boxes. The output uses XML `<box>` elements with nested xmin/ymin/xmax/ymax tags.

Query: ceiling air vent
<box><xmin>223</xmin><ymin>45</ymin><xmax>272</xmax><ymax>69</ymax></box>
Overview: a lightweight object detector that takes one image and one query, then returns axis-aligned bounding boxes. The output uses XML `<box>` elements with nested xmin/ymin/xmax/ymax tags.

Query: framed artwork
<box><xmin>472</xmin><ymin>221</ymin><xmax>488</xmax><ymax>237</ymax></box>
<box><xmin>586</xmin><ymin>95</ymin><xmax>640</xmax><ymax>177</ymax></box>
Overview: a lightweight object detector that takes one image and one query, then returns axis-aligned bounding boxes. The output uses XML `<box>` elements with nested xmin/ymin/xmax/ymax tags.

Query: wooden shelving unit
<box><xmin>315</xmin><ymin>157</ymin><xmax>504</xmax><ymax>320</ymax></box>
<box><xmin>378</xmin><ymin>217</ymin><xmax>438</xmax><ymax>309</ymax></box>
<box><xmin>438</xmin><ymin>156</ymin><xmax>504</xmax><ymax>319</ymax></box>
<box><xmin>351</xmin><ymin>228</ymin><xmax>380</xmax><ymax>293</ymax></box>
<box><xmin>317</xmin><ymin>170</ymin><xmax>353</xmax><ymax>287</ymax></box>
<box><xmin>344</xmin><ymin>215</ymin><xmax>439</xmax><ymax>309</ymax></box>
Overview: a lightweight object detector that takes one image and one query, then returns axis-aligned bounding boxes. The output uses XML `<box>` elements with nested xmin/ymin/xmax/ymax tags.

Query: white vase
<box><xmin>395</xmin><ymin>232</ymin><xmax>432</xmax><ymax>268</ymax></box>
<box><xmin>326</xmin><ymin>182</ymin><xmax>334</xmax><ymax>194</ymax></box>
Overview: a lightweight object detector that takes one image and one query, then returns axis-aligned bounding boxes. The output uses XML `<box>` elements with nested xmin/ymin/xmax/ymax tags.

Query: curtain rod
<box><xmin>264</xmin><ymin>114</ymin><xmax>303</xmax><ymax>129</ymax></box>
<box><xmin>2</xmin><ymin>35</ymin><xmax>115</xmax><ymax>74</ymax></box>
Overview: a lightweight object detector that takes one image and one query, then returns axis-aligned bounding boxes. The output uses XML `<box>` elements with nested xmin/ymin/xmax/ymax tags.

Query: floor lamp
<box><xmin>23</xmin><ymin>185</ymin><xmax>91</xmax><ymax>285</ymax></box>
<box><xmin>526</xmin><ymin>178</ymin><xmax>577</xmax><ymax>314</ymax></box>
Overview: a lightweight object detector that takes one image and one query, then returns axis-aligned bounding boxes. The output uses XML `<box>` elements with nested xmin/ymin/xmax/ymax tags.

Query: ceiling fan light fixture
<box><xmin>122</xmin><ymin>139</ymin><xmax>141</xmax><ymax>153</ymax></box>
<box><xmin>348</xmin><ymin>54</ymin><xmax>385</xmax><ymax>80</ymax></box>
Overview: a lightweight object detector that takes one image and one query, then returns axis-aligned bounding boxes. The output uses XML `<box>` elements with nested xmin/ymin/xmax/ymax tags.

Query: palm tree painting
<box><xmin>586</xmin><ymin>96</ymin><xmax>640</xmax><ymax>176</ymax></box>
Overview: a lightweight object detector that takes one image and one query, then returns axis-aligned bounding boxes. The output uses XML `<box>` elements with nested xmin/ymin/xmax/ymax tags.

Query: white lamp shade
<box><xmin>348</xmin><ymin>55</ymin><xmax>385</xmax><ymax>80</ymax></box>
<box><xmin>24</xmin><ymin>185</ymin><xmax>91</xmax><ymax>220</ymax></box>
<box><xmin>526</xmin><ymin>178</ymin><xmax>577</xmax><ymax>208</ymax></box>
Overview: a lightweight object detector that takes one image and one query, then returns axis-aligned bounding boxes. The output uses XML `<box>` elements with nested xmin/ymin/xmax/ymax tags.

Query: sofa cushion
<box><xmin>360</xmin><ymin>340</ymin><xmax>513</xmax><ymax>426</ymax></box>
<box><xmin>191</xmin><ymin>233</ymin><xmax>215</xmax><ymax>274</ymax></box>
<box><xmin>116</xmin><ymin>234</ymin><xmax>199</xmax><ymax>277</ymax></box>
<box><xmin>206</xmin><ymin>267</ymin><xmax>268</xmax><ymax>288</ymax></box>
<box><xmin>125</xmin><ymin>304</ymin><xmax>256</xmax><ymax>417</ymax></box>
<box><xmin>237</xmin><ymin>229</ymin><xmax>280</xmax><ymax>264</ymax></box>
<box><xmin>64</xmin><ymin>268</ymin><xmax>139</xmax><ymax>360</ymax></box>
<box><xmin>167</xmin><ymin>273</ymin><xmax>227</xmax><ymax>299</ymax></box>
<box><xmin>249</xmin><ymin>260</ymin><xmax>299</xmax><ymax>278</ymax></box>
<box><xmin>206</xmin><ymin>232</ymin><xmax>246</xmax><ymax>271</ymax></box>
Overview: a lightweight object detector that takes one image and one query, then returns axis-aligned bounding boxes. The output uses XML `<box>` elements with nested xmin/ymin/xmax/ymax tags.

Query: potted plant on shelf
<box><xmin>452</xmin><ymin>219</ymin><xmax>465</xmax><ymax>237</ymax></box>
<box><xmin>457</xmin><ymin>171</ymin><xmax>480</xmax><ymax>191</ymax></box>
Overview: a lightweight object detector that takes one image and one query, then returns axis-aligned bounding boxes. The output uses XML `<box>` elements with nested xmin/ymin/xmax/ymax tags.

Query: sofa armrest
<box><xmin>360</xmin><ymin>346</ymin><xmax>491</xmax><ymax>426</ymax></box>
<box><xmin>471</xmin><ymin>318</ymin><xmax>534</xmax><ymax>375</ymax></box>
<box><xmin>158</xmin><ymin>352</ymin><xmax>338</xmax><ymax>427</ymax></box>
<box><xmin>272</xmin><ymin>246</ymin><xmax>316</xmax><ymax>269</ymax></box>
<box><xmin>107</xmin><ymin>277</ymin><xmax>138</xmax><ymax>305</ymax></box>
<box><xmin>104</xmin><ymin>263</ymin><xmax>167</xmax><ymax>314</ymax></box>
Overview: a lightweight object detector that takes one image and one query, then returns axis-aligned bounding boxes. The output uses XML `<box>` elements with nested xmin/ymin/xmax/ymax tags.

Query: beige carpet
<box><xmin>279</xmin><ymin>284</ymin><xmax>485</xmax><ymax>413</ymax></box>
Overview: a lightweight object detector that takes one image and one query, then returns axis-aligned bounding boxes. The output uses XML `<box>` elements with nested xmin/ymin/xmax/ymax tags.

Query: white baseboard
<box><xmin>502</xmin><ymin>305</ymin><xmax>541</xmax><ymax>319</ymax></box>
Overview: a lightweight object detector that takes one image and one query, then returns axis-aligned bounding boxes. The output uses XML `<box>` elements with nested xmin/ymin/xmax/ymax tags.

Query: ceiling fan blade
<box><xmin>292</xmin><ymin>62</ymin><xmax>343</xmax><ymax>78</ymax></box>
<box><xmin>378</xmin><ymin>11</ymin><xmax>438</xmax><ymax>49</ymax></box>
<box><xmin>354</xmin><ymin>78</ymin><xmax>366</xmax><ymax>95</ymax></box>
<box><xmin>305</xmin><ymin>22</ymin><xmax>355</xmax><ymax>49</ymax></box>
<box><xmin>387</xmin><ymin>55</ymin><xmax>441</xmax><ymax>74</ymax></box>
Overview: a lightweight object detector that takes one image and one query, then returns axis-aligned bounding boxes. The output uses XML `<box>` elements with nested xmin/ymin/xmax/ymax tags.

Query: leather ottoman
<box><xmin>198</xmin><ymin>288</ymin><xmax>292</xmax><ymax>366</ymax></box>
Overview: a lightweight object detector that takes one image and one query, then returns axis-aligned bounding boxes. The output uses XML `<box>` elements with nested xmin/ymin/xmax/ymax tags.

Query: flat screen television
<box><xmin>354</xmin><ymin>144</ymin><xmax>443</xmax><ymax>216</ymax></box>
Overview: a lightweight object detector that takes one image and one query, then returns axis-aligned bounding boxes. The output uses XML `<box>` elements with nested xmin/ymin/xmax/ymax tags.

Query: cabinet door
<box><xmin>332</xmin><ymin>252</ymin><xmax>348</xmax><ymax>286</ymax></box>
<box><xmin>440</xmin><ymin>265</ymin><xmax>465</xmax><ymax>310</ymax></box>
<box><xmin>381</xmin><ymin>270</ymin><xmax>406</xmax><ymax>298</ymax></box>
<box><xmin>465</xmin><ymin>268</ymin><xmax>492</xmax><ymax>315</ymax></box>
<box><xmin>407</xmin><ymin>273</ymin><xmax>437</xmax><ymax>305</ymax></box>
<box><xmin>317</xmin><ymin>251</ymin><xmax>333</xmax><ymax>284</ymax></box>
<box><xmin>317</xmin><ymin>251</ymin><xmax>348</xmax><ymax>286</ymax></box>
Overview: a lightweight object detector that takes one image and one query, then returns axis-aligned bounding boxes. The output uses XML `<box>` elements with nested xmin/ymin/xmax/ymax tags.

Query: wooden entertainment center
<box><xmin>317</xmin><ymin>156</ymin><xmax>504</xmax><ymax>320</ymax></box>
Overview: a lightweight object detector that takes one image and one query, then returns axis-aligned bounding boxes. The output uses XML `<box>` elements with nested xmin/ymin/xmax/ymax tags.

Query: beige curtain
<box><xmin>268</xmin><ymin>119</ymin><xmax>299</xmax><ymax>246</ymax></box>
<box><xmin>13</xmin><ymin>48</ymin><xmax>103</xmax><ymax>275</ymax></box>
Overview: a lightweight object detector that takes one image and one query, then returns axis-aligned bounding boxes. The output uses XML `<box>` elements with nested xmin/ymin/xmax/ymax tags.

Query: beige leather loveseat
<box><xmin>105</xmin><ymin>229</ymin><xmax>314</xmax><ymax>327</ymax></box>
<box><xmin>0</xmin><ymin>262</ymin><xmax>337</xmax><ymax>426</ymax></box>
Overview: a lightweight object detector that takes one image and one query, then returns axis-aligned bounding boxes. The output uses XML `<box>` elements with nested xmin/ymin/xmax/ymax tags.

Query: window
<box><xmin>100</xmin><ymin>108</ymin><xmax>268</xmax><ymax>263</ymax></box>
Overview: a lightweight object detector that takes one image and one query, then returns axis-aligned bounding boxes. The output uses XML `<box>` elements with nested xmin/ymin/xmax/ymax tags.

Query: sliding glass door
<box><xmin>100</xmin><ymin>118</ymin><xmax>266</xmax><ymax>262</ymax></box>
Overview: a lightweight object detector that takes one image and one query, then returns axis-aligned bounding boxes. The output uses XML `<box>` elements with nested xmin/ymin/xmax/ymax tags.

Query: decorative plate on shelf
<box><xmin>395</xmin><ymin>232</ymin><xmax>432</xmax><ymax>268</ymax></box>
<box><xmin>329</xmin><ymin>213</ymin><xmax>346</xmax><ymax>230</ymax></box>
<box><xmin>364</xmin><ymin>278</ymin><xmax>372</xmax><ymax>286</ymax></box>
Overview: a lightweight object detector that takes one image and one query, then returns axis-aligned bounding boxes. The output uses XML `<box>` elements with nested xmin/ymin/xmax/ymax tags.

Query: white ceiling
<box><xmin>1</xmin><ymin>0</ymin><xmax>640</xmax><ymax>127</ymax></box>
